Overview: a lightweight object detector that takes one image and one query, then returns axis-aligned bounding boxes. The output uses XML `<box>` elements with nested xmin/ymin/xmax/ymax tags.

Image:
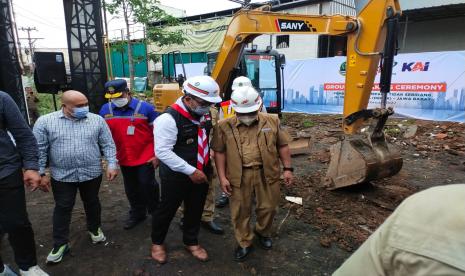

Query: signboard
<box><xmin>283</xmin><ymin>51</ymin><xmax>465</xmax><ymax>122</ymax></box>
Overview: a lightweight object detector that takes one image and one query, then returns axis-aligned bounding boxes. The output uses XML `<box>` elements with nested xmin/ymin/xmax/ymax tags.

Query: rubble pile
<box><xmin>280</xmin><ymin>113</ymin><xmax>465</xmax><ymax>251</ymax></box>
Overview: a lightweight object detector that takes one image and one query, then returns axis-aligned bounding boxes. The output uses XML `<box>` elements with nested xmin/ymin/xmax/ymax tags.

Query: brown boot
<box><xmin>185</xmin><ymin>245</ymin><xmax>209</xmax><ymax>262</ymax></box>
<box><xmin>151</xmin><ymin>244</ymin><xmax>167</xmax><ymax>264</ymax></box>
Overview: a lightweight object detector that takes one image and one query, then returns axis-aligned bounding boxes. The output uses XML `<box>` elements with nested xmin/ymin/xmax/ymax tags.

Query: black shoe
<box><xmin>234</xmin><ymin>245</ymin><xmax>253</xmax><ymax>262</ymax></box>
<box><xmin>215</xmin><ymin>195</ymin><xmax>229</xmax><ymax>208</ymax></box>
<box><xmin>123</xmin><ymin>216</ymin><xmax>146</xmax><ymax>230</ymax></box>
<box><xmin>201</xmin><ymin>220</ymin><xmax>224</xmax><ymax>235</ymax></box>
<box><xmin>254</xmin><ymin>230</ymin><xmax>272</xmax><ymax>250</ymax></box>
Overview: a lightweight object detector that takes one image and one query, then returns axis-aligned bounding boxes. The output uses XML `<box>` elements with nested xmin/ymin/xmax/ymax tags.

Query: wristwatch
<box><xmin>283</xmin><ymin>167</ymin><xmax>294</xmax><ymax>172</ymax></box>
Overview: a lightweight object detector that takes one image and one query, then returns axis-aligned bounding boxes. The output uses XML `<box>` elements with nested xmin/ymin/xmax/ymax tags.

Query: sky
<box><xmin>12</xmin><ymin>0</ymin><xmax>248</xmax><ymax>49</ymax></box>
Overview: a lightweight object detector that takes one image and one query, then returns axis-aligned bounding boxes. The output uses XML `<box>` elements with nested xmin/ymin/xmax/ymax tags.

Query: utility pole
<box><xmin>18</xmin><ymin>26</ymin><xmax>43</xmax><ymax>63</ymax></box>
<box><xmin>9</xmin><ymin>0</ymin><xmax>26</xmax><ymax>71</ymax></box>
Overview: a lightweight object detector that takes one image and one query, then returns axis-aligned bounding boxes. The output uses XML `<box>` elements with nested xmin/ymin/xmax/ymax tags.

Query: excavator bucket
<box><xmin>323</xmin><ymin>135</ymin><xmax>402</xmax><ymax>190</ymax></box>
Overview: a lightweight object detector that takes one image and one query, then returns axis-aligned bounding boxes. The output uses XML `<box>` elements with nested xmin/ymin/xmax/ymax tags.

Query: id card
<box><xmin>127</xmin><ymin>125</ymin><xmax>135</xmax><ymax>135</ymax></box>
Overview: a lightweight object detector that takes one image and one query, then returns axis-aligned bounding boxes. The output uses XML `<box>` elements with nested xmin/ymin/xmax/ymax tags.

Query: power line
<box><xmin>13</xmin><ymin>3</ymin><xmax>64</xmax><ymax>23</ymax></box>
<box><xmin>18</xmin><ymin>27</ymin><xmax>43</xmax><ymax>61</ymax></box>
<box><xmin>15</xmin><ymin>11</ymin><xmax>65</xmax><ymax>31</ymax></box>
<box><xmin>13</xmin><ymin>4</ymin><xmax>65</xmax><ymax>31</ymax></box>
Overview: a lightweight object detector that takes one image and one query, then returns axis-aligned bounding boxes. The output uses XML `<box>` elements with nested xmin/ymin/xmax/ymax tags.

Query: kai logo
<box><xmin>275</xmin><ymin>19</ymin><xmax>317</xmax><ymax>32</ymax></box>
<box><xmin>402</xmin><ymin>62</ymin><xmax>430</xmax><ymax>72</ymax></box>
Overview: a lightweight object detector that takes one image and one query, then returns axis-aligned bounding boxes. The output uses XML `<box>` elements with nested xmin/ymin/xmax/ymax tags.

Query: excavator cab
<box><xmin>206</xmin><ymin>47</ymin><xmax>284</xmax><ymax>114</ymax></box>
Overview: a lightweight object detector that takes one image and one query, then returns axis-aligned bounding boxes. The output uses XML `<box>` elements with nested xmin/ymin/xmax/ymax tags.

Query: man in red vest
<box><xmin>99</xmin><ymin>79</ymin><xmax>159</xmax><ymax>230</ymax></box>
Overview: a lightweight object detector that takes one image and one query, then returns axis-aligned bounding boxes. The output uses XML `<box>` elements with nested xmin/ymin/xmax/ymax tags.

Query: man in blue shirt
<box><xmin>34</xmin><ymin>90</ymin><xmax>118</xmax><ymax>264</ymax></box>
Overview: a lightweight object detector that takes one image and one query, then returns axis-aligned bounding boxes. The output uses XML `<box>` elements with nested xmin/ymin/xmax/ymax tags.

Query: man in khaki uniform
<box><xmin>212</xmin><ymin>86</ymin><xmax>294</xmax><ymax>261</ymax></box>
<box><xmin>334</xmin><ymin>184</ymin><xmax>465</xmax><ymax>276</ymax></box>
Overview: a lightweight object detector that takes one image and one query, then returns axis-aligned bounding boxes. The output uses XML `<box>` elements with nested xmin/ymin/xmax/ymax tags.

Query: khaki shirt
<box><xmin>334</xmin><ymin>184</ymin><xmax>465</xmax><ymax>276</ymax></box>
<box><xmin>237</xmin><ymin>122</ymin><xmax>262</xmax><ymax>166</ymax></box>
<box><xmin>211</xmin><ymin>113</ymin><xmax>290</xmax><ymax>187</ymax></box>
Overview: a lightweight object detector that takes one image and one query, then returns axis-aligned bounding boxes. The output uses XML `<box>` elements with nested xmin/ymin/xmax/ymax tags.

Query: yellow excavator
<box><xmin>154</xmin><ymin>0</ymin><xmax>403</xmax><ymax>190</ymax></box>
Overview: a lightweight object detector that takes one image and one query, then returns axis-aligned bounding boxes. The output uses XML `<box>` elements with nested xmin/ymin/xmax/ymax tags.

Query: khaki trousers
<box><xmin>201</xmin><ymin>178</ymin><xmax>215</xmax><ymax>222</ymax></box>
<box><xmin>230</xmin><ymin>167</ymin><xmax>280</xmax><ymax>248</ymax></box>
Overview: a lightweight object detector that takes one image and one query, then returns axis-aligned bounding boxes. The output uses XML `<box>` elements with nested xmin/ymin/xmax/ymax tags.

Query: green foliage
<box><xmin>147</xmin><ymin>52</ymin><xmax>161</xmax><ymax>63</ymax></box>
<box><xmin>37</xmin><ymin>93</ymin><xmax>62</xmax><ymax>115</ymax></box>
<box><xmin>302</xmin><ymin>120</ymin><xmax>315</xmax><ymax>128</ymax></box>
<box><xmin>105</xmin><ymin>0</ymin><xmax>185</xmax><ymax>47</ymax></box>
<box><xmin>146</xmin><ymin>27</ymin><xmax>184</xmax><ymax>47</ymax></box>
<box><xmin>111</xmin><ymin>41</ymin><xmax>126</xmax><ymax>53</ymax></box>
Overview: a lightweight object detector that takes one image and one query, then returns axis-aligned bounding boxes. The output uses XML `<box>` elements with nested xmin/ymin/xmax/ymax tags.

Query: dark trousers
<box><xmin>120</xmin><ymin>164</ymin><xmax>158</xmax><ymax>219</ymax></box>
<box><xmin>151</xmin><ymin>177</ymin><xmax>208</xmax><ymax>246</ymax></box>
<box><xmin>0</xmin><ymin>169</ymin><xmax>37</xmax><ymax>271</ymax></box>
<box><xmin>51</xmin><ymin>175</ymin><xmax>102</xmax><ymax>247</ymax></box>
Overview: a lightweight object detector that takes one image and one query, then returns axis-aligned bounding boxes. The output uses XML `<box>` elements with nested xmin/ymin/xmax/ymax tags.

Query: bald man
<box><xmin>33</xmin><ymin>90</ymin><xmax>118</xmax><ymax>264</ymax></box>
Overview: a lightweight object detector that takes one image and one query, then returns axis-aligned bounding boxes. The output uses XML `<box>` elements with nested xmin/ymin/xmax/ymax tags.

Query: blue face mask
<box><xmin>72</xmin><ymin>106</ymin><xmax>89</xmax><ymax>119</ymax></box>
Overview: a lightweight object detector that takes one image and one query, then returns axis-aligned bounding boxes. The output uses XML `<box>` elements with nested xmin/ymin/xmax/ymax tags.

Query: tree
<box><xmin>105</xmin><ymin>0</ymin><xmax>184</xmax><ymax>89</ymax></box>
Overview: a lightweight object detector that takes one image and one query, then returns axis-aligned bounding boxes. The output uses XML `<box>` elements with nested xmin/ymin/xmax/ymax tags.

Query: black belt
<box><xmin>242</xmin><ymin>165</ymin><xmax>263</xmax><ymax>170</ymax></box>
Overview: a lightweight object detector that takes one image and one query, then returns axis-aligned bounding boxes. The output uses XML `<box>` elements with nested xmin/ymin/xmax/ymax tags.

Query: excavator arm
<box><xmin>212</xmin><ymin>0</ymin><xmax>401</xmax><ymax>134</ymax></box>
<box><xmin>211</xmin><ymin>0</ymin><xmax>403</xmax><ymax>189</ymax></box>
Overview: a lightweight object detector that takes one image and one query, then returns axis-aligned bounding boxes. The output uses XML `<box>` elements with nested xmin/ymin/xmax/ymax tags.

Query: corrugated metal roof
<box><xmin>400</xmin><ymin>0</ymin><xmax>465</xmax><ymax>11</ymax></box>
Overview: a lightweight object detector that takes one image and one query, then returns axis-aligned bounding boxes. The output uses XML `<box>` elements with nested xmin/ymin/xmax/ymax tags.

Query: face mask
<box><xmin>238</xmin><ymin>115</ymin><xmax>257</xmax><ymax>126</ymax></box>
<box><xmin>192</xmin><ymin>105</ymin><xmax>211</xmax><ymax>116</ymax></box>
<box><xmin>72</xmin><ymin>106</ymin><xmax>89</xmax><ymax>119</ymax></box>
<box><xmin>111</xmin><ymin>97</ymin><xmax>129</xmax><ymax>107</ymax></box>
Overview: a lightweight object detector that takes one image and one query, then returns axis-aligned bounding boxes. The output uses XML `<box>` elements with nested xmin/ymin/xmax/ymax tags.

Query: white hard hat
<box><xmin>230</xmin><ymin>86</ymin><xmax>262</xmax><ymax>113</ymax></box>
<box><xmin>183</xmin><ymin>75</ymin><xmax>222</xmax><ymax>103</ymax></box>
<box><xmin>231</xmin><ymin>76</ymin><xmax>252</xmax><ymax>91</ymax></box>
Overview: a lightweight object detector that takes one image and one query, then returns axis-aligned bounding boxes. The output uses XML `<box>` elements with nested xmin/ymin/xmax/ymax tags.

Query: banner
<box><xmin>282</xmin><ymin>51</ymin><xmax>465</xmax><ymax>122</ymax></box>
<box><xmin>149</xmin><ymin>17</ymin><xmax>232</xmax><ymax>54</ymax></box>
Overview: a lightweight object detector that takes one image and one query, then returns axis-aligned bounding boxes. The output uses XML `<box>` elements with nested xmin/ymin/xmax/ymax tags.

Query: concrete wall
<box><xmin>399</xmin><ymin>16</ymin><xmax>465</xmax><ymax>53</ymax></box>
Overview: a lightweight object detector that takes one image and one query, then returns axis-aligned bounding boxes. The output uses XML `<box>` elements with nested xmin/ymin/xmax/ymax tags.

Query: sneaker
<box><xmin>0</xmin><ymin>265</ymin><xmax>17</xmax><ymax>276</ymax></box>
<box><xmin>46</xmin><ymin>244</ymin><xmax>69</xmax><ymax>264</ymax></box>
<box><xmin>89</xmin><ymin>227</ymin><xmax>106</xmax><ymax>244</ymax></box>
<box><xmin>19</xmin><ymin>265</ymin><xmax>48</xmax><ymax>276</ymax></box>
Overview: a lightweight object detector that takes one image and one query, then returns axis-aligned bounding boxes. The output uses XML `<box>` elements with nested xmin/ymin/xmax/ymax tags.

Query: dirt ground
<box><xmin>2</xmin><ymin>113</ymin><xmax>465</xmax><ymax>275</ymax></box>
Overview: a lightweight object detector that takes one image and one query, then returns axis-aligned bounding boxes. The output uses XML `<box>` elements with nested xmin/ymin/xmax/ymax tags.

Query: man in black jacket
<box><xmin>0</xmin><ymin>91</ymin><xmax>48</xmax><ymax>275</ymax></box>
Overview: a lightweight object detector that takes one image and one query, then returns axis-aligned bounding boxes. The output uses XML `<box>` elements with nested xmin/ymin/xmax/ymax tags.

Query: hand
<box><xmin>189</xmin><ymin>169</ymin><xmax>208</xmax><ymax>184</ymax></box>
<box><xmin>39</xmin><ymin>175</ymin><xmax>51</xmax><ymax>192</ymax></box>
<box><xmin>106</xmin><ymin>168</ymin><xmax>118</xmax><ymax>181</ymax></box>
<box><xmin>23</xmin><ymin>170</ymin><xmax>41</xmax><ymax>191</ymax></box>
<box><xmin>210</xmin><ymin>150</ymin><xmax>215</xmax><ymax>160</ymax></box>
<box><xmin>220</xmin><ymin>177</ymin><xmax>232</xmax><ymax>196</ymax></box>
<box><xmin>283</xmin><ymin>170</ymin><xmax>294</xmax><ymax>187</ymax></box>
<box><xmin>147</xmin><ymin>157</ymin><xmax>159</xmax><ymax>169</ymax></box>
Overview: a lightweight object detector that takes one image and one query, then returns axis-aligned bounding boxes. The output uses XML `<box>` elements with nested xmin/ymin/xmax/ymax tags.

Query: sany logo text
<box><xmin>402</xmin><ymin>62</ymin><xmax>430</xmax><ymax>72</ymax></box>
<box><xmin>280</xmin><ymin>22</ymin><xmax>305</xmax><ymax>30</ymax></box>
